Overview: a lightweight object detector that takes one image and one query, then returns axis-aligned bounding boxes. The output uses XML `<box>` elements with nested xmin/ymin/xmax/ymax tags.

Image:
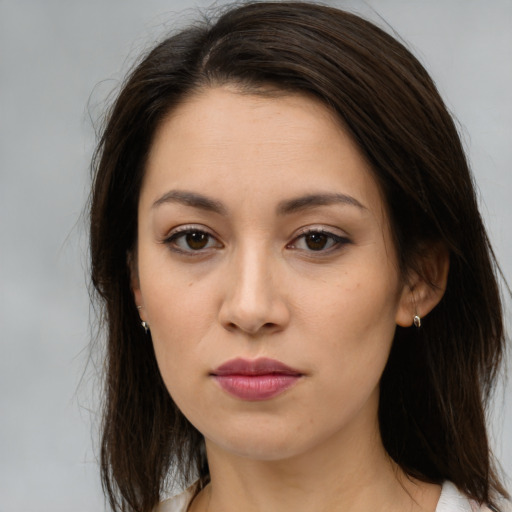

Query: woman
<box><xmin>89</xmin><ymin>2</ymin><xmax>510</xmax><ymax>511</ymax></box>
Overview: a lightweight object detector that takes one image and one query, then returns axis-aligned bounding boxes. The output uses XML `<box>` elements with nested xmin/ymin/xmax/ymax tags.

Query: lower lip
<box><xmin>213</xmin><ymin>374</ymin><xmax>301</xmax><ymax>401</ymax></box>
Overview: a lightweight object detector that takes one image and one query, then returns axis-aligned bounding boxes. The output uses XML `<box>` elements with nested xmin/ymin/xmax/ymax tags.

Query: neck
<box><xmin>190</xmin><ymin>414</ymin><xmax>441</xmax><ymax>512</ymax></box>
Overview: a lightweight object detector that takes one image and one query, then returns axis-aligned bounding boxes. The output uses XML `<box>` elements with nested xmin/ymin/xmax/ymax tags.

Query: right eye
<box><xmin>165</xmin><ymin>227</ymin><xmax>223</xmax><ymax>254</ymax></box>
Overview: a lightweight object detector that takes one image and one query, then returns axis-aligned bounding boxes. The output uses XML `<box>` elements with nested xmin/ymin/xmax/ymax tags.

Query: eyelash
<box><xmin>287</xmin><ymin>228</ymin><xmax>351</xmax><ymax>253</ymax></box>
<box><xmin>163</xmin><ymin>225</ymin><xmax>222</xmax><ymax>255</ymax></box>
<box><xmin>163</xmin><ymin>226</ymin><xmax>351</xmax><ymax>255</ymax></box>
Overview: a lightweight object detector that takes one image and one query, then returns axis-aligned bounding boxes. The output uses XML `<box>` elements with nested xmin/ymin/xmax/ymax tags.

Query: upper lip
<box><xmin>211</xmin><ymin>357</ymin><xmax>302</xmax><ymax>376</ymax></box>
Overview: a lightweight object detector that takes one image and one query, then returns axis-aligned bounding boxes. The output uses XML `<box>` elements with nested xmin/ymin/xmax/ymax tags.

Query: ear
<box><xmin>395</xmin><ymin>243</ymin><xmax>450</xmax><ymax>327</ymax></box>
<box><xmin>127</xmin><ymin>250</ymin><xmax>146</xmax><ymax>321</ymax></box>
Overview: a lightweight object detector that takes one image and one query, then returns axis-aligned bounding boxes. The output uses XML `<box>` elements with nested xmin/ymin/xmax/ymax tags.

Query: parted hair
<box><xmin>89</xmin><ymin>2</ymin><xmax>508</xmax><ymax>511</ymax></box>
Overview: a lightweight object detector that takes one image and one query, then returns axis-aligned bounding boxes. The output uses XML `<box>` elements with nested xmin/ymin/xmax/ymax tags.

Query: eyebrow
<box><xmin>152</xmin><ymin>190</ymin><xmax>228</xmax><ymax>215</ymax></box>
<box><xmin>276</xmin><ymin>193</ymin><xmax>367</xmax><ymax>215</ymax></box>
<box><xmin>152</xmin><ymin>190</ymin><xmax>366</xmax><ymax>216</ymax></box>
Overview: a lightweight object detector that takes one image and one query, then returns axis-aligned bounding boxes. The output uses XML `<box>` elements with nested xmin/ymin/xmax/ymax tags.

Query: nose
<box><xmin>218</xmin><ymin>245</ymin><xmax>290</xmax><ymax>336</ymax></box>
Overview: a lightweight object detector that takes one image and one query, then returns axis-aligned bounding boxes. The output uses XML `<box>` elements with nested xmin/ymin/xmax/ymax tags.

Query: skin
<box><xmin>132</xmin><ymin>87</ymin><xmax>447</xmax><ymax>512</ymax></box>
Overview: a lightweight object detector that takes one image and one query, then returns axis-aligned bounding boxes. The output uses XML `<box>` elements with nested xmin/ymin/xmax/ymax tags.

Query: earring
<box><xmin>141</xmin><ymin>321</ymin><xmax>149</xmax><ymax>333</ymax></box>
<box><xmin>137</xmin><ymin>305</ymin><xmax>143</xmax><ymax>310</ymax></box>
<box><xmin>413</xmin><ymin>315</ymin><xmax>421</xmax><ymax>328</ymax></box>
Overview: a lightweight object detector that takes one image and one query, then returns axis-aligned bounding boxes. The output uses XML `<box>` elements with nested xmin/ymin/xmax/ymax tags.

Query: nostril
<box><xmin>218</xmin><ymin>289</ymin><xmax>291</xmax><ymax>335</ymax></box>
<box><xmin>223</xmin><ymin>320</ymin><xmax>279</xmax><ymax>335</ymax></box>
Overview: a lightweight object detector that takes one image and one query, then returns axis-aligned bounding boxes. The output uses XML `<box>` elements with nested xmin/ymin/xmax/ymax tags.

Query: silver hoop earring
<box><xmin>141</xmin><ymin>321</ymin><xmax>149</xmax><ymax>333</ymax></box>
<box><xmin>413</xmin><ymin>315</ymin><xmax>421</xmax><ymax>328</ymax></box>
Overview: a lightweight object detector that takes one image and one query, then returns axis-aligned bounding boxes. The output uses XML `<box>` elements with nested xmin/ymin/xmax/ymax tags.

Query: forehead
<box><xmin>150</xmin><ymin>86</ymin><xmax>344</xmax><ymax>157</ymax></box>
<box><xmin>142</xmin><ymin>86</ymin><xmax>385</xmax><ymax>216</ymax></box>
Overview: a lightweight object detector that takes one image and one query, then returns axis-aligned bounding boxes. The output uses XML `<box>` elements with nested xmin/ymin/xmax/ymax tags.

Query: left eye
<box><xmin>289</xmin><ymin>230</ymin><xmax>348</xmax><ymax>252</ymax></box>
<box><xmin>166</xmin><ymin>229</ymin><xmax>221</xmax><ymax>252</ymax></box>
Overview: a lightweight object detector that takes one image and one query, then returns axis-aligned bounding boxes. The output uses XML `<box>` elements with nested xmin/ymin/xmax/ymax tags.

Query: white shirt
<box><xmin>157</xmin><ymin>480</ymin><xmax>508</xmax><ymax>512</ymax></box>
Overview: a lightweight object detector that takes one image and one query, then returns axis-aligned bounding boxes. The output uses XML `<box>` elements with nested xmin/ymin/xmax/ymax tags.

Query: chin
<box><xmin>214</xmin><ymin>438</ymin><xmax>306</xmax><ymax>462</ymax></box>
<box><xmin>204</xmin><ymin>420</ymin><xmax>329</xmax><ymax>463</ymax></box>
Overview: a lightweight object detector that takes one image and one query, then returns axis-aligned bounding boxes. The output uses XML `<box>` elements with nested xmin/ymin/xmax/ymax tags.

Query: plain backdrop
<box><xmin>1</xmin><ymin>1</ymin><xmax>511</xmax><ymax>510</ymax></box>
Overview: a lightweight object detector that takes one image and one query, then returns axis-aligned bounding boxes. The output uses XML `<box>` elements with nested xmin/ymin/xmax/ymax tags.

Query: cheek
<box><xmin>142</xmin><ymin>256</ymin><xmax>218</xmax><ymax>333</ymax></box>
<box><xmin>298</xmin><ymin>271</ymin><xmax>400</xmax><ymax>341</ymax></box>
<box><xmin>138</xmin><ymin>265</ymin><xmax>217</xmax><ymax>392</ymax></box>
<box><xmin>295</xmin><ymin>265</ymin><xmax>400</xmax><ymax>384</ymax></box>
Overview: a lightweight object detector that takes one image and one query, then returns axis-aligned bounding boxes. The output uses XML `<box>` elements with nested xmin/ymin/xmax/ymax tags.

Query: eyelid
<box><xmin>164</xmin><ymin>223</ymin><xmax>211</xmax><ymax>236</ymax></box>
<box><xmin>162</xmin><ymin>224</ymin><xmax>223</xmax><ymax>253</ymax></box>
<box><xmin>161</xmin><ymin>224</ymin><xmax>350</xmax><ymax>255</ymax></box>
<box><xmin>287</xmin><ymin>225</ymin><xmax>351</xmax><ymax>252</ymax></box>
<box><xmin>294</xmin><ymin>224</ymin><xmax>349</xmax><ymax>238</ymax></box>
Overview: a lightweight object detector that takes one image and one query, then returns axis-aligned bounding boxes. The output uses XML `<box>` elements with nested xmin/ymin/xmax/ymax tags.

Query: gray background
<box><xmin>1</xmin><ymin>1</ymin><xmax>510</xmax><ymax>510</ymax></box>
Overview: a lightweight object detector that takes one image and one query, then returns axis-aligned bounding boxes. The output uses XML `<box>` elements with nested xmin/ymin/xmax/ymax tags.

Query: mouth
<box><xmin>210</xmin><ymin>357</ymin><xmax>303</xmax><ymax>401</ymax></box>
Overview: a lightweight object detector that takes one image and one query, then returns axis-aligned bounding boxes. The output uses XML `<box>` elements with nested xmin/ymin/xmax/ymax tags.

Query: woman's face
<box><xmin>133</xmin><ymin>87</ymin><xmax>412</xmax><ymax>461</ymax></box>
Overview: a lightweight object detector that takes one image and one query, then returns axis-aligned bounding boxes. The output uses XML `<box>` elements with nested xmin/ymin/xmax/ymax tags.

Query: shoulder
<box><xmin>436</xmin><ymin>482</ymin><xmax>512</xmax><ymax>512</ymax></box>
<box><xmin>155</xmin><ymin>485</ymin><xmax>195</xmax><ymax>512</ymax></box>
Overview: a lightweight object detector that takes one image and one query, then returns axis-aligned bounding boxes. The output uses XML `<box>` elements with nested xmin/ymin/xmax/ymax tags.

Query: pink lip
<box><xmin>211</xmin><ymin>358</ymin><xmax>303</xmax><ymax>401</ymax></box>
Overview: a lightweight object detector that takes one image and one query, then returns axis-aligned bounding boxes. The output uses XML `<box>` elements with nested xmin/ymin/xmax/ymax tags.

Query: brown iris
<box><xmin>186</xmin><ymin>231</ymin><xmax>209</xmax><ymax>250</ymax></box>
<box><xmin>304</xmin><ymin>232</ymin><xmax>329</xmax><ymax>251</ymax></box>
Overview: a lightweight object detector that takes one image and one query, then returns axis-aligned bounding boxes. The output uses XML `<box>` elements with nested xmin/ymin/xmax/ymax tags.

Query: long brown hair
<box><xmin>89</xmin><ymin>2</ymin><xmax>509</xmax><ymax>511</ymax></box>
